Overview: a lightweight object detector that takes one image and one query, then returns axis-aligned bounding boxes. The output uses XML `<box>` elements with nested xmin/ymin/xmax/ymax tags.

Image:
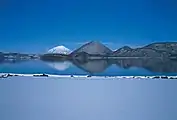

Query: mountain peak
<box><xmin>71</xmin><ymin>41</ymin><xmax>112</xmax><ymax>55</ymax></box>
<box><xmin>113</xmin><ymin>46</ymin><xmax>132</xmax><ymax>54</ymax></box>
<box><xmin>48</xmin><ymin>46</ymin><xmax>71</xmax><ymax>54</ymax></box>
<box><xmin>121</xmin><ymin>46</ymin><xmax>132</xmax><ymax>50</ymax></box>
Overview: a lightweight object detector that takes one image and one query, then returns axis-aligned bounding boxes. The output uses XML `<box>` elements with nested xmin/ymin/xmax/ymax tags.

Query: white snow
<box><xmin>1</xmin><ymin>76</ymin><xmax>176</xmax><ymax>120</ymax></box>
<box><xmin>1</xmin><ymin>73</ymin><xmax>177</xmax><ymax>80</ymax></box>
<box><xmin>48</xmin><ymin>45</ymin><xmax>71</xmax><ymax>54</ymax></box>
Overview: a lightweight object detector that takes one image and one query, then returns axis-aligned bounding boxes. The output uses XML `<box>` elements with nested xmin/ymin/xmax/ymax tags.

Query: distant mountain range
<box><xmin>69</xmin><ymin>41</ymin><xmax>177</xmax><ymax>60</ymax></box>
<box><xmin>113</xmin><ymin>42</ymin><xmax>177</xmax><ymax>57</ymax></box>
<box><xmin>1</xmin><ymin>41</ymin><xmax>177</xmax><ymax>63</ymax></box>
<box><xmin>1</xmin><ymin>41</ymin><xmax>177</xmax><ymax>74</ymax></box>
<box><xmin>0</xmin><ymin>52</ymin><xmax>38</xmax><ymax>63</ymax></box>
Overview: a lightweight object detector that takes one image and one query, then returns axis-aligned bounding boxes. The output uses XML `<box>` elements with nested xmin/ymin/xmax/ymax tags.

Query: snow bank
<box><xmin>0</xmin><ymin>73</ymin><xmax>177</xmax><ymax>79</ymax></box>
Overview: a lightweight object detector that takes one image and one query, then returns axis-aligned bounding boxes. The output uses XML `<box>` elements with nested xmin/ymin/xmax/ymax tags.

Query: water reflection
<box><xmin>114</xmin><ymin>58</ymin><xmax>177</xmax><ymax>73</ymax></box>
<box><xmin>46</xmin><ymin>61</ymin><xmax>72</xmax><ymax>71</ymax></box>
<box><xmin>42</xmin><ymin>58</ymin><xmax>177</xmax><ymax>74</ymax></box>
<box><xmin>72</xmin><ymin>59</ymin><xmax>111</xmax><ymax>74</ymax></box>
<box><xmin>1</xmin><ymin>57</ymin><xmax>177</xmax><ymax>75</ymax></box>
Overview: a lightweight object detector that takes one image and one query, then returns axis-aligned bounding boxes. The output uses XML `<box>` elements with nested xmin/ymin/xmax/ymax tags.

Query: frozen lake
<box><xmin>0</xmin><ymin>76</ymin><xmax>177</xmax><ymax>120</ymax></box>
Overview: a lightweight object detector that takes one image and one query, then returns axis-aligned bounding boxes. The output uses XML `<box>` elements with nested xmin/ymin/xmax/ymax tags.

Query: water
<box><xmin>1</xmin><ymin>58</ymin><xmax>177</xmax><ymax>76</ymax></box>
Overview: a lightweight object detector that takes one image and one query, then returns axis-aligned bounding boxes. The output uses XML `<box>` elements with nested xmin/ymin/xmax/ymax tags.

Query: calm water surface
<box><xmin>0</xmin><ymin>59</ymin><xmax>177</xmax><ymax>76</ymax></box>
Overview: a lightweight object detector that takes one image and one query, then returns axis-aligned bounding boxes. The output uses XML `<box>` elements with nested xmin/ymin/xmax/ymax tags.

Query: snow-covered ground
<box><xmin>0</xmin><ymin>76</ymin><xmax>177</xmax><ymax>120</ymax></box>
<box><xmin>1</xmin><ymin>73</ymin><xmax>177</xmax><ymax>80</ymax></box>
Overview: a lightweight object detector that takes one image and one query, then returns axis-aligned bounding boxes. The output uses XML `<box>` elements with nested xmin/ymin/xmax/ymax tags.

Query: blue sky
<box><xmin>0</xmin><ymin>0</ymin><xmax>177</xmax><ymax>53</ymax></box>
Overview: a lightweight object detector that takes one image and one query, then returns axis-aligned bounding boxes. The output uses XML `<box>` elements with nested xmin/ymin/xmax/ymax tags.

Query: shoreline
<box><xmin>1</xmin><ymin>73</ymin><xmax>177</xmax><ymax>79</ymax></box>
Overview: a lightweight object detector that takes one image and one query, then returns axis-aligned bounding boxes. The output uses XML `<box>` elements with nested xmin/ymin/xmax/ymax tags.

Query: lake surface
<box><xmin>1</xmin><ymin>58</ymin><xmax>177</xmax><ymax>76</ymax></box>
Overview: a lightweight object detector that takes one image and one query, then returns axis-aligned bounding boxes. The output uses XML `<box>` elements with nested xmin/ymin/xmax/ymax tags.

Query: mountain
<box><xmin>113</xmin><ymin>48</ymin><xmax>162</xmax><ymax>57</ymax></box>
<box><xmin>40</xmin><ymin>46</ymin><xmax>72</xmax><ymax>62</ymax></box>
<box><xmin>144</xmin><ymin>42</ymin><xmax>177</xmax><ymax>53</ymax></box>
<box><xmin>113</xmin><ymin>42</ymin><xmax>177</xmax><ymax>57</ymax></box>
<box><xmin>113</xmin><ymin>46</ymin><xmax>132</xmax><ymax>56</ymax></box>
<box><xmin>48</xmin><ymin>46</ymin><xmax>71</xmax><ymax>55</ymax></box>
<box><xmin>0</xmin><ymin>52</ymin><xmax>38</xmax><ymax>64</ymax></box>
<box><xmin>71</xmin><ymin>41</ymin><xmax>112</xmax><ymax>56</ymax></box>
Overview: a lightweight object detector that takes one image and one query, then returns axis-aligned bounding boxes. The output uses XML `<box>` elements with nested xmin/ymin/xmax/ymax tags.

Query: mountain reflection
<box><xmin>46</xmin><ymin>61</ymin><xmax>72</xmax><ymax>71</ymax></box>
<box><xmin>1</xmin><ymin>57</ymin><xmax>177</xmax><ymax>74</ymax></box>
<box><xmin>72</xmin><ymin>59</ymin><xmax>111</xmax><ymax>74</ymax></box>
<box><xmin>114</xmin><ymin>58</ymin><xmax>177</xmax><ymax>73</ymax></box>
<box><xmin>43</xmin><ymin>58</ymin><xmax>177</xmax><ymax>74</ymax></box>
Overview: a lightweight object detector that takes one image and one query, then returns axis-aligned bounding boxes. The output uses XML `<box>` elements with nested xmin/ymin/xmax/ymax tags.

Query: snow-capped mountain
<box><xmin>48</xmin><ymin>46</ymin><xmax>71</xmax><ymax>54</ymax></box>
<box><xmin>46</xmin><ymin>46</ymin><xmax>72</xmax><ymax>70</ymax></box>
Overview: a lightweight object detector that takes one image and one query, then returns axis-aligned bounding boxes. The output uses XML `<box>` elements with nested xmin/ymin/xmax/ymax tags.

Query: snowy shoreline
<box><xmin>1</xmin><ymin>73</ymin><xmax>177</xmax><ymax>79</ymax></box>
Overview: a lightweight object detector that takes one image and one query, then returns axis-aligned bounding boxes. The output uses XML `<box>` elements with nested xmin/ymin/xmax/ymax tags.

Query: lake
<box><xmin>1</xmin><ymin>58</ymin><xmax>177</xmax><ymax>76</ymax></box>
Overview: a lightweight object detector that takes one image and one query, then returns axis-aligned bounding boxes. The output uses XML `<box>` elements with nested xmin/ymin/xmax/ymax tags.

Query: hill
<box><xmin>71</xmin><ymin>41</ymin><xmax>112</xmax><ymax>56</ymax></box>
<box><xmin>113</xmin><ymin>42</ymin><xmax>177</xmax><ymax>57</ymax></box>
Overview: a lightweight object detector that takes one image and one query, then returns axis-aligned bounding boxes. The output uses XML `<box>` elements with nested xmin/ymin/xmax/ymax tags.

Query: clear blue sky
<box><xmin>0</xmin><ymin>0</ymin><xmax>177</xmax><ymax>53</ymax></box>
